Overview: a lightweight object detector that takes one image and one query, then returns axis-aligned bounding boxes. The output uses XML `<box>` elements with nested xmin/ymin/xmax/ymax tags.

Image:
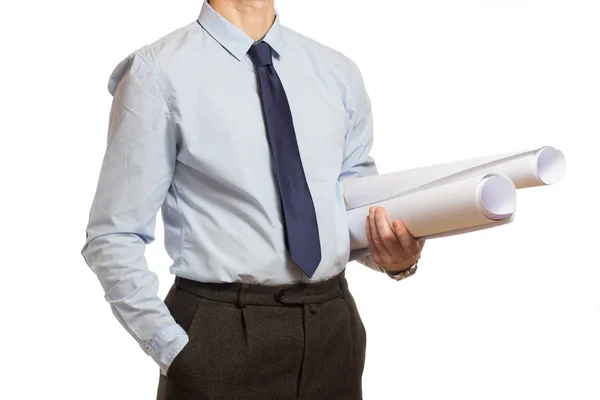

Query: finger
<box><xmin>375</xmin><ymin>207</ymin><xmax>405</xmax><ymax>256</ymax></box>
<box><xmin>369</xmin><ymin>207</ymin><xmax>391</xmax><ymax>257</ymax></box>
<box><xmin>365</xmin><ymin>215</ymin><xmax>383</xmax><ymax>259</ymax></box>
<box><xmin>417</xmin><ymin>238</ymin><xmax>426</xmax><ymax>253</ymax></box>
<box><xmin>392</xmin><ymin>220</ymin><xmax>419</xmax><ymax>254</ymax></box>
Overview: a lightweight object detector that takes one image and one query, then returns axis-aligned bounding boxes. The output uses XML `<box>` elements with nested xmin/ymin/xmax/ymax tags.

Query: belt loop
<box><xmin>237</xmin><ymin>283</ymin><xmax>247</xmax><ymax>308</ymax></box>
<box><xmin>338</xmin><ymin>272</ymin><xmax>347</xmax><ymax>297</ymax></box>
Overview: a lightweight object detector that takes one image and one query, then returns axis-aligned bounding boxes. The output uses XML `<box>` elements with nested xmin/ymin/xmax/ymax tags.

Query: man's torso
<box><xmin>108</xmin><ymin>14</ymin><xmax>359</xmax><ymax>284</ymax></box>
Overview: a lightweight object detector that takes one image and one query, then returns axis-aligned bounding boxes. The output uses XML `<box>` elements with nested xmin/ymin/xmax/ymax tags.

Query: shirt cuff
<box><xmin>143</xmin><ymin>323</ymin><xmax>189</xmax><ymax>376</ymax></box>
<box><xmin>355</xmin><ymin>253</ymin><xmax>385</xmax><ymax>274</ymax></box>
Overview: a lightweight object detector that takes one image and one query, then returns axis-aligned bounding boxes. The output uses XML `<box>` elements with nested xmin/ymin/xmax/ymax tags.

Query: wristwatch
<box><xmin>381</xmin><ymin>258</ymin><xmax>420</xmax><ymax>281</ymax></box>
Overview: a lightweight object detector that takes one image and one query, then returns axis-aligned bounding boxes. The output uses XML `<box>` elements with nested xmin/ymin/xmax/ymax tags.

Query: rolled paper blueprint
<box><xmin>347</xmin><ymin>173</ymin><xmax>517</xmax><ymax>250</ymax></box>
<box><xmin>343</xmin><ymin>146</ymin><xmax>566</xmax><ymax>210</ymax></box>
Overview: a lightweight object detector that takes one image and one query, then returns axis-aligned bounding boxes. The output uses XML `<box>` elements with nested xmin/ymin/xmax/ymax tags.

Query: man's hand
<box><xmin>366</xmin><ymin>206</ymin><xmax>425</xmax><ymax>274</ymax></box>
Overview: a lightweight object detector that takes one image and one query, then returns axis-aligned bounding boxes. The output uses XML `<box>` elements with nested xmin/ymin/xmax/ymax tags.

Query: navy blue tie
<box><xmin>248</xmin><ymin>41</ymin><xmax>322</xmax><ymax>278</ymax></box>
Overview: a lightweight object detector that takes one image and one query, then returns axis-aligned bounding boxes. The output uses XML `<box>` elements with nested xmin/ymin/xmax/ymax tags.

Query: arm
<box><xmin>338</xmin><ymin>58</ymin><xmax>422</xmax><ymax>281</ymax></box>
<box><xmin>80</xmin><ymin>52</ymin><xmax>187</xmax><ymax>375</ymax></box>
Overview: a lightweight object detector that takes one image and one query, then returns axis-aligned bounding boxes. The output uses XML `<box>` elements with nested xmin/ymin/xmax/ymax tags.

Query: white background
<box><xmin>1</xmin><ymin>0</ymin><xmax>598</xmax><ymax>399</ymax></box>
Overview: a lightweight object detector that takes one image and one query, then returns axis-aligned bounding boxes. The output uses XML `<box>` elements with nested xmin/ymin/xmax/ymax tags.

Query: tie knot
<box><xmin>248</xmin><ymin>41</ymin><xmax>273</xmax><ymax>67</ymax></box>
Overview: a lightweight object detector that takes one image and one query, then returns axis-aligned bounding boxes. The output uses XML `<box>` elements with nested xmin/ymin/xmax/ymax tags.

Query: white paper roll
<box><xmin>344</xmin><ymin>146</ymin><xmax>566</xmax><ymax>210</ymax></box>
<box><xmin>348</xmin><ymin>173</ymin><xmax>517</xmax><ymax>250</ymax></box>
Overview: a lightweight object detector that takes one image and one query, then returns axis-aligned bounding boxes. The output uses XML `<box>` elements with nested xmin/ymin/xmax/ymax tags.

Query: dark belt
<box><xmin>175</xmin><ymin>269</ymin><xmax>348</xmax><ymax>308</ymax></box>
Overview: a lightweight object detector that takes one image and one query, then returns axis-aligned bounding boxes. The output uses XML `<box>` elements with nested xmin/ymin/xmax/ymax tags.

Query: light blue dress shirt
<box><xmin>80</xmin><ymin>0</ymin><xmax>389</xmax><ymax>375</ymax></box>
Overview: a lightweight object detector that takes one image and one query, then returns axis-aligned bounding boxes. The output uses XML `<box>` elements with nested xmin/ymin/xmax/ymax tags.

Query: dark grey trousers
<box><xmin>156</xmin><ymin>269</ymin><xmax>367</xmax><ymax>400</ymax></box>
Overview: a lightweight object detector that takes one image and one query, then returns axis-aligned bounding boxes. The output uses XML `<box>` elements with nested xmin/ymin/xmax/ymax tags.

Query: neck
<box><xmin>209</xmin><ymin>0</ymin><xmax>275</xmax><ymax>42</ymax></box>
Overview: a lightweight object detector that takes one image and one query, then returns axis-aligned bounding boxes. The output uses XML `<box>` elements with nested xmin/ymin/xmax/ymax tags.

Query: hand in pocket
<box><xmin>166</xmin><ymin>341</ymin><xmax>190</xmax><ymax>378</ymax></box>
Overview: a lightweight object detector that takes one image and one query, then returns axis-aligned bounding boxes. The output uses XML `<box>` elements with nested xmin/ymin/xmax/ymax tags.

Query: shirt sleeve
<box><xmin>337</xmin><ymin>58</ymin><xmax>381</xmax><ymax>271</ymax></box>
<box><xmin>338</xmin><ymin>58</ymin><xmax>417</xmax><ymax>281</ymax></box>
<box><xmin>80</xmin><ymin>51</ymin><xmax>188</xmax><ymax>375</ymax></box>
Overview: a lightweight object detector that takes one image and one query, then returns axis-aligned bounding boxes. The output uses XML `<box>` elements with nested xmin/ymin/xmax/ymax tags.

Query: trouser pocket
<box><xmin>344</xmin><ymin>291</ymin><xmax>367</xmax><ymax>376</ymax></box>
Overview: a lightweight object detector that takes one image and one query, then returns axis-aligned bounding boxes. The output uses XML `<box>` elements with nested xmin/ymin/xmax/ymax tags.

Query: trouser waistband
<box><xmin>175</xmin><ymin>269</ymin><xmax>348</xmax><ymax>308</ymax></box>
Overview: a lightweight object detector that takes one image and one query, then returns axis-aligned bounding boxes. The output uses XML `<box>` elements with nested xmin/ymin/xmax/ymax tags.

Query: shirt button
<box><xmin>275</xmin><ymin>289</ymin><xmax>285</xmax><ymax>301</ymax></box>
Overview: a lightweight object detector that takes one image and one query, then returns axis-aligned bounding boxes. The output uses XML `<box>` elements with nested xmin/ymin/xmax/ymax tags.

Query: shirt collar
<box><xmin>197</xmin><ymin>0</ymin><xmax>284</xmax><ymax>61</ymax></box>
